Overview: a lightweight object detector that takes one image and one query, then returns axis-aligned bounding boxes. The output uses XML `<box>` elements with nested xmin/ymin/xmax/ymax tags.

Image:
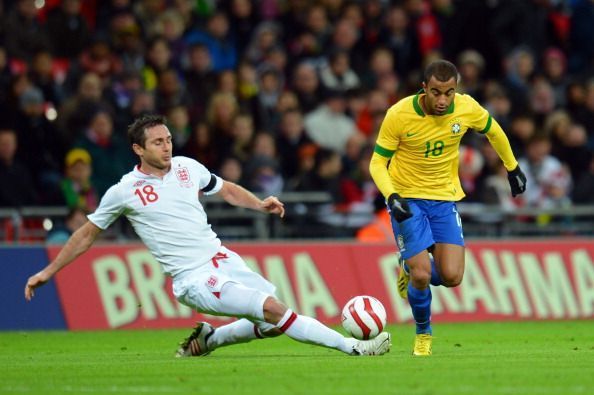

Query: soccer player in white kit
<box><xmin>24</xmin><ymin>114</ymin><xmax>391</xmax><ymax>357</ymax></box>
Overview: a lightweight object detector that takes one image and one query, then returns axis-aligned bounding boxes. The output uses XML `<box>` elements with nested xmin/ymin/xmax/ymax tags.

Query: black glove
<box><xmin>507</xmin><ymin>165</ymin><xmax>527</xmax><ymax>197</ymax></box>
<box><xmin>388</xmin><ymin>193</ymin><xmax>413</xmax><ymax>222</ymax></box>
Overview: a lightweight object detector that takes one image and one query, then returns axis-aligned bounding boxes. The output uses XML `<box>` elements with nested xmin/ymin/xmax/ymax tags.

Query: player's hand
<box><xmin>388</xmin><ymin>193</ymin><xmax>413</xmax><ymax>223</ymax></box>
<box><xmin>24</xmin><ymin>271</ymin><xmax>51</xmax><ymax>301</ymax></box>
<box><xmin>507</xmin><ymin>165</ymin><xmax>527</xmax><ymax>197</ymax></box>
<box><xmin>260</xmin><ymin>196</ymin><xmax>285</xmax><ymax>218</ymax></box>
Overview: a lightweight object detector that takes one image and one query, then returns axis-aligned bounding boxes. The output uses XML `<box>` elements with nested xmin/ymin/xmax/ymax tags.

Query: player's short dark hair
<box><xmin>424</xmin><ymin>60</ymin><xmax>459</xmax><ymax>83</ymax></box>
<box><xmin>127</xmin><ymin>114</ymin><xmax>166</xmax><ymax>148</ymax></box>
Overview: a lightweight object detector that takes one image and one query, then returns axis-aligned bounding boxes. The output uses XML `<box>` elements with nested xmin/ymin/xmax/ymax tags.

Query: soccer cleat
<box><xmin>176</xmin><ymin>322</ymin><xmax>215</xmax><ymax>357</ymax></box>
<box><xmin>412</xmin><ymin>333</ymin><xmax>432</xmax><ymax>356</ymax></box>
<box><xmin>397</xmin><ymin>255</ymin><xmax>410</xmax><ymax>299</ymax></box>
<box><xmin>351</xmin><ymin>332</ymin><xmax>392</xmax><ymax>356</ymax></box>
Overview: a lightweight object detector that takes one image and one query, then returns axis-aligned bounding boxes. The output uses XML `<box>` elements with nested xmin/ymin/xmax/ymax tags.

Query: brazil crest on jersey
<box><xmin>373</xmin><ymin>91</ymin><xmax>492</xmax><ymax>201</ymax></box>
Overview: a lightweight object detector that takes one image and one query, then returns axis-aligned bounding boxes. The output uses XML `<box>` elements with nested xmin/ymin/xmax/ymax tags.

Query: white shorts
<box><xmin>172</xmin><ymin>246</ymin><xmax>277</xmax><ymax>321</ymax></box>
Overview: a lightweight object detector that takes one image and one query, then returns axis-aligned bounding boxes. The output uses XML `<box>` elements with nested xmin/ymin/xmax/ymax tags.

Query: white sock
<box><xmin>276</xmin><ymin>309</ymin><xmax>357</xmax><ymax>354</ymax></box>
<box><xmin>207</xmin><ymin>319</ymin><xmax>261</xmax><ymax>350</ymax></box>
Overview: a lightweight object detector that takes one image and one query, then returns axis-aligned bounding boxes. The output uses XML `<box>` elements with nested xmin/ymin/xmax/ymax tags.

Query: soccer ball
<box><xmin>341</xmin><ymin>295</ymin><xmax>387</xmax><ymax>340</ymax></box>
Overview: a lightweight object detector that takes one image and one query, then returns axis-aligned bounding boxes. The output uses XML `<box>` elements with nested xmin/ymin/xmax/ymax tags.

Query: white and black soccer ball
<box><xmin>341</xmin><ymin>295</ymin><xmax>387</xmax><ymax>340</ymax></box>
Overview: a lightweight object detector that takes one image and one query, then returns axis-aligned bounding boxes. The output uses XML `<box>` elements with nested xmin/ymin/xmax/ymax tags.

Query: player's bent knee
<box><xmin>442</xmin><ymin>273</ymin><xmax>463</xmax><ymax>287</ymax></box>
<box><xmin>262</xmin><ymin>296</ymin><xmax>288</xmax><ymax>325</ymax></box>
<box><xmin>410</xmin><ymin>269</ymin><xmax>431</xmax><ymax>288</ymax></box>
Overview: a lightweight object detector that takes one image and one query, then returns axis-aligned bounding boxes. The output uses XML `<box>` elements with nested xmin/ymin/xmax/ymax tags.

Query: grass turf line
<box><xmin>1</xmin><ymin>321</ymin><xmax>592</xmax><ymax>395</ymax></box>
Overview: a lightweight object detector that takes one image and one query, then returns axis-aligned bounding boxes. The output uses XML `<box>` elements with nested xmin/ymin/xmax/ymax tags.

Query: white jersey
<box><xmin>88</xmin><ymin>156</ymin><xmax>224</xmax><ymax>277</ymax></box>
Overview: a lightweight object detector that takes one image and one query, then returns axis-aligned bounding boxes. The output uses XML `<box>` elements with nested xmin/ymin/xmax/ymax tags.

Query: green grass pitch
<box><xmin>1</xmin><ymin>321</ymin><xmax>592</xmax><ymax>395</ymax></box>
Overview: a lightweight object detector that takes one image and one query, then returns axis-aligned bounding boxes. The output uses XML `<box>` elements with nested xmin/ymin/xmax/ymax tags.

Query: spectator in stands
<box><xmin>304</xmin><ymin>89</ymin><xmax>361</xmax><ymax>154</ymax></box>
<box><xmin>133</xmin><ymin>0</ymin><xmax>166</xmax><ymax>40</ymax></box>
<box><xmin>181</xmin><ymin>121</ymin><xmax>217</xmax><ymax>170</ymax></box>
<box><xmin>242</xmin><ymin>133</ymin><xmax>283</xmax><ymax>195</ymax></box>
<box><xmin>69</xmin><ymin>36</ymin><xmax>123</xmax><ymax>87</ymax></box>
<box><xmin>60</xmin><ymin>148</ymin><xmax>98</xmax><ymax>212</ymax></box>
<box><xmin>185</xmin><ymin>11</ymin><xmax>237</xmax><ymax>72</ymax></box>
<box><xmin>483</xmin><ymin>82</ymin><xmax>513</xmax><ymax>132</ymax></box>
<box><xmin>457</xmin><ymin>50</ymin><xmax>485</xmax><ymax>102</ymax></box>
<box><xmin>549</xmin><ymin>120</ymin><xmax>592</xmax><ymax>183</ymax></box>
<box><xmin>45</xmin><ymin>0</ymin><xmax>91</xmax><ymax>59</ymax></box>
<box><xmin>165</xmin><ymin>106</ymin><xmax>191</xmax><ymax>152</ymax></box>
<box><xmin>184</xmin><ymin>43</ymin><xmax>217</xmax><ymax>120</ymax></box>
<box><xmin>229</xmin><ymin>113</ymin><xmax>255</xmax><ymax>164</ymax></box>
<box><xmin>74</xmin><ymin>109</ymin><xmax>135</xmax><ymax>197</ymax></box>
<box><xmin>564</xmin><ymin>80</ymin><xmax>586</xmax><ymax>122</ymax></box>
<box><xmin>28</xmin><ymin>50</ymin><xmax>64</xmax><ymax>107</ymax></box>
<box><xmin>116</xmin><ymin>90</ymin><xmax>156</xmax><ymax>136</ymax></box>
<box><xmin>507</xmin><ymin>113</ymin><xmax>537</xmax><ymax>160</ymax></box>
<box><xmin>15</xmin><ymin>86</ymin><xmax>65</xmax><ymax>204</ymax></box>
<box><xmin>458</xmin><ymin>145</ymin><xmax>485</xmax><ymax>202</ymax></box>
<box><xmin>276</xmin><ymin>109</ymin><xmax>314</xmax><ymax>181</ymax></box>
<box><xmin>245</xmin><ymin>155</ymin><xmax>284</xmax><ymax>196</ymax></box>
<box><xmin>319</xmin><ymin>49</ymin><xmax>360</xmax><ymax>93</ymax></box>
<box><xmin>339</xmin><ymin>144</ymin><xmax>377</xmax><ymax>227</ymax></box>
<box><xmin>245</xmin><ymin>21</ymin><xmax>282</xmax><ymax>66</ymax></box>
<box><xmin>45</xmin><ymin>207</ymin><xmax>88</xmax><ymax>244</ymax></box>
<box><xmin>236</xmin><ymin>61</ymin><xmax>258</xmax><ymax>104</ymax></box>
<box><xmin>57</xmin><ymin>72</ymin><xmax>109</xmax><ymax>145</ymax></box>
<box><xmin>501</xmin><ymin>47</ymin><xmax>536</xmax><ymax>115</ymax></box>
<box><xmin>379</xmin><ymin>5</ymin><xmax>420</xmax><ymax>78</ymax></box>
<box><xmin>304</xmin><ymin>4</ymin><xmax>332</xmax><ymax>57</ymax></box>
<box><xmin>215</xmin><ymin>69</ymin><xmax>239</xmax><ymax>97</ymax></box>
<box><xmin>542</xmin><ymin>47</ymin><xmax>569</xmax><ymax>107</ymax></box>
<box><xmin>0</xmin><ymin>128</ymin><xmax>38</xmax><ymax>207</ymax></box>
<box><xmin>529</xmin><ymin>76</ymin><xmax>557</xmax><ymax>124</ymax></box>
<box><xmin>142</xmin><ymin>36</ymin><xmax>174</xmax><ymax>92</ymax></box>
<box><xmin>361</xmin><ymin>47</ymin><xmax>395</xmax><ymax>90</ymax></box>
<box><xmin>274</xmin><ymin>90</ymin><xmax>300</xmax><ymax>115</ymax></box>
<box><xmin>218</xmin><ymin>156</ymin><xmax>244</xmax><ymax>185</ymax></box>
<box><xmin>291</xmin><ymin>62</ymin><xmax>323</xmax><ymax>114</ymax></box>
<box><xmin>481</xmin><ymin>162</ymin><xmax>518</xmax><ymax>212</ymax></box>
<box><xmin>253</xmin><ymin>67</ymin><xmax>284</xmax><ymax>132</ymax></box>
<box><xmin>206</xmin><ymin>92</ymin><xmax>240</xmax><ymax>167</ymax></box>
<box><xmin>153</xmin><ymin>9</ymin><xmax>187</xmax><ymax>66</ymax></box>
<box><xmin>295</xmin><ymin>147</ymin><xmax>343</xmax><ymax>204</ymax></box>
<box><xmin>329</xmin><ymin>17</ymin><xmax>366</xmax><ymax>74</ymax></box>
<box><xmin>110</xmin><ymin>13</ymin><xmax>145</xmax><ymax>74</ymax></box>
<box><xmin>105</xmin><ymin>70</ymin><xmax>144</xmax><ymax>132</ymax></box>
<box><xmin>518</xmin><ymin>134</ymin><xmax>572</xmax><ymax>209</ymax></box>
<box><xmin>227</xmin><ymin>0</ymin><xmax>260</xmax><ymax>55</ymax></box>
<box><xmin>4</xmin><ymin>0</ymin><xmax>49</xmax><ymax>62</ymax></box>
<box><xmin>155</xmin><ymin>68</ymin><xmax>191</xmax><ymax>114</ymax></box>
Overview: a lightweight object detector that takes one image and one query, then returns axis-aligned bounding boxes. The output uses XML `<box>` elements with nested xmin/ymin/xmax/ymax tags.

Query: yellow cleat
<box><xmin>412</xmin><ymin>333</ymin><xmax>432</xmax><ymax>356</ymax></box>
<box><xmin>397</xmin><ymin>255</ymin><xmax>409</xmax><ymax>299</ymax></box>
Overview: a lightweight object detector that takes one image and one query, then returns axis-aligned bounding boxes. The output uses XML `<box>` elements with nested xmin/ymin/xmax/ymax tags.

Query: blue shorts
<box><xmin>389</xmin><ymin>199</ymin><xmax>464</xmax><ymax>260</ymax></box>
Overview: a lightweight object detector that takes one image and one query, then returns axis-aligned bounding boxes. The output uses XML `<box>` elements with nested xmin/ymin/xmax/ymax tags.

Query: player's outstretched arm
<box><xmin>24</xmin><ymin>221</ymin><xmax>102</xmax><ymax>301</ymax></box>
<box><xmin>218</xmin><ymin>180</ymin><xmax>285</xmax><ymax>218</ymax></box>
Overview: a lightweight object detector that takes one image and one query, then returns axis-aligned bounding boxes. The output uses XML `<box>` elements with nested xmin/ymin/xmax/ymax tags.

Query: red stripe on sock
<box><xmin>363</xmin><ymin>297</ymin><xmax>384</xmax><ymax>333</ymax></box>
<box><xmin>253</xmin><ymin>325</ymin><xmax>263</xmax><ymax>339</ymax></box>
<box><xmin>348</xmin><ymin>302</ymin><xmax>371</xmax><ymax>340</ymax></box>
<box><xmin>279</xmin><ymin>312</ymin><xmax>298</xmax><ymax>332</ymax></box>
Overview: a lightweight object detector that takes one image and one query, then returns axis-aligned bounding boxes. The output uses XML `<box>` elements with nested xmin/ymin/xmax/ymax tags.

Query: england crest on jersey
<box><xmin>175</xmin><ymin>167</ymin><xmax>194</xmax><ymax>187</ymax></box>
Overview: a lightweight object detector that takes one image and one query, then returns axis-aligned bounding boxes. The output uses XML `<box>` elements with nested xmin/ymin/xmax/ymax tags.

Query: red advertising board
<box><xmin>49</xmin><ymin>240</ymin><xmax>594</xmax><ymax>330</ymax></box>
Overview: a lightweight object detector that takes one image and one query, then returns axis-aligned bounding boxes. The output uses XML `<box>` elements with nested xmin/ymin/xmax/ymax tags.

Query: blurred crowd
<box><xmin>0</xmin><ymin>0</ymin><xmax>593</xmax><ymax>236</ymax></box>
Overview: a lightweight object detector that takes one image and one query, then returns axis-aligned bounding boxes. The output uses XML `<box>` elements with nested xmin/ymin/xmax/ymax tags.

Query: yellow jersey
<box><xmin>370</xmin><ymin>91</ymin><xmax>518</xmax><ymax>201</ymax></box>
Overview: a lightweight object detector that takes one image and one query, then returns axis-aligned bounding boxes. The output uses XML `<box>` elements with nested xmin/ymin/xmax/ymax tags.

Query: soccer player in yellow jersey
<box><xmin>369</xmin><ymin>60</ymin><xmax>527</xmax><ymax>356</ymax></box>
